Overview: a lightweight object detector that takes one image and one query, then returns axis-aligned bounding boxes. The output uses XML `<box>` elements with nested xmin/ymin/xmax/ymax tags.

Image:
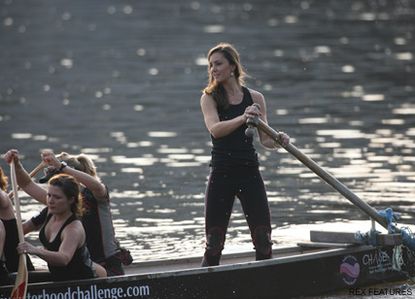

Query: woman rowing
<box><xmin>15</xmin><ymin>173</ymin><xmax>107</xmax><ymax>281</ymax></box>
<box><xmin>3</xmin><ymin>149</ymin><xmax>130</xmax><ymax>276</ymax></box>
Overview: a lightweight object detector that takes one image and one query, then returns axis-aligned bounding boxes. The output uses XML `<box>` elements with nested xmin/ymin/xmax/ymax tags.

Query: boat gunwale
<box><xmin>0</xmin><ymin>244</ymin><xmax>379</xmax><ymax>289</ymax></box>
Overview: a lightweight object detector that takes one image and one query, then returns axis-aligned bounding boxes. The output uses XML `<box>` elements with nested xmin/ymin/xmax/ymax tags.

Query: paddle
<box><xmin>9</xmin><ymin>162</ymin><xmax>28</xmax><ymax>299</ymax></box>
<box><xmin>7</xmin><ymin>161</ymin><xmax>46</xmax><ymax>200</ymax></box>
<box><xmin>246</xmin><ymin>117</ymin><xmax>389</xmax><ymax>230</ymax></box>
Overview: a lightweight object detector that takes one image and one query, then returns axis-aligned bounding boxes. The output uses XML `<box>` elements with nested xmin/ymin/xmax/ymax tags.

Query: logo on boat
<box><xmin>362</xmin><ymin>249</ymin><xmax>396</xmax><ymax>274</ymax></box>
<box><xmin>340</xmin><ymin>255</ymin><xmax>360</xmax><ymax>285</ymax></box>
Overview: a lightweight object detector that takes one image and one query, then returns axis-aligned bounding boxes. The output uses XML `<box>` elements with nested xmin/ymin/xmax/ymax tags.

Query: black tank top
<box><xmin>210</xmin><ymin>86</ymin><xmax>259</xmax><ymax>168</ymax></box>
<box><xmin>39</xmin><ymin>213</ymin><xmax>96</xmax><ymax>281</ymax></box>
<box><xmin>31</xmin><ymin>190</ymin><xmax>120</xmax><ymax>264</ymax></box>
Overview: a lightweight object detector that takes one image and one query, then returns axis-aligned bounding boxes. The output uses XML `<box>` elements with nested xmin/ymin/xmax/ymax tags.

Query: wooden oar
<box><xmin>7</xmin><ymin>161</ymin><xmax>45</xmax><ymax>200</ymax></box>
<box><xmin>9</xmin><ymin>162</ymin><xmax>28</xmax><ymax>299</ymax></box>
<box><xmin>247</xmin><ymin>117</ymin><xmax>389</xmax><ymax>230</ymax></box>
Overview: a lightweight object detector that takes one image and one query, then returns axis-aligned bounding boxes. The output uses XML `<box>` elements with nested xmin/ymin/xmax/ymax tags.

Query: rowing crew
<box><xmin>1</xmin><ymin>149</ymin><xmax>132</xmax><ymax>284</ymax></box>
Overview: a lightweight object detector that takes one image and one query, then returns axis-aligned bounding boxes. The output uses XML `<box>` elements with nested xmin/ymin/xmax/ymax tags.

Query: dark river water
<box><xmin>1</xmin><ymin>0</ymin><xmax>415</xmax><ymax>296</ymax></box>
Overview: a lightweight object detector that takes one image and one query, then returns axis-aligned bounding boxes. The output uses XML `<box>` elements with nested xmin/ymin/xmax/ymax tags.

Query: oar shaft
<box><xmin>10</xmin><ymin>162</ymin><xmax>28</xmax><ymax>299</ymax></box>
<box><xmin>10</xmin><ymin>163</ymin><xmax>25</xmax><ymax>242</ymax></box>
<box><xmin>254</xmin><ymin>118</ymin><xmax>388</xmax><ymax>229</ymax></box>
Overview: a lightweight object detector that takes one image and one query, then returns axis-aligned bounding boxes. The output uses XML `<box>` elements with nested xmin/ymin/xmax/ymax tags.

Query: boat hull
<box><xmin>1</xmin><ymin>245</ymin><xmax>414</xmax><ymax>298</ymax></box>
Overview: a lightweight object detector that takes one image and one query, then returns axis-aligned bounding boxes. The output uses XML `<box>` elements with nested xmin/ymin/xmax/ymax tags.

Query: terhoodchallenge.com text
<box><xmin>1</xmin><ymin>284</ymin><xmax>151</xmax><ymax>299</ymax></box>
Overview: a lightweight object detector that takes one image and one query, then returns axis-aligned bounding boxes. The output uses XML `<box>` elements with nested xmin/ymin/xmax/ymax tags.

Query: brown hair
<box><xmin>203</xmin><ymin>43</ymin><xmax>247</xmax><ymax>109</ymax></box>
<box><xmin>0</xmin><ymin>167</ymin><xmax>7</xmax><ymax>191</ymax></box>
<box><xmin>48</xmin><ymin>174</ymin><xmax>84</xmax><ymax>217</ymax></box>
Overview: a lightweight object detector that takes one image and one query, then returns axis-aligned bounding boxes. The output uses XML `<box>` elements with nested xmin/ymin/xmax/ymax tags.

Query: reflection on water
<box><xmin>1</xmin><ymin>1</ymin><xmax>415</xmax><ymax>283</ymax></box>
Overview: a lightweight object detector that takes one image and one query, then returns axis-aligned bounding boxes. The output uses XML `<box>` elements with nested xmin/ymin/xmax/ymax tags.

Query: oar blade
<box><xmin>10</xmin><ymin>254</ymin><xmax>28</xmax><ymax>299</ymax></box>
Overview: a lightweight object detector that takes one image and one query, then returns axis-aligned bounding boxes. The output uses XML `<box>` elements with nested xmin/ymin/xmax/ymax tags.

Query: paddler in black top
<box><xmin>41</xmin><ymin>150</ymin><xmax>130</xmax><ymax>276</ymax></box>
<box><xmin>14</xmin><ymin>174</ymin><xmax>107</xmax><ymax>281</ymax></box>
<box><xmin>200</xmin><ymin>42</ymin><xmax>290</xmax><ymax>266</ymax></box>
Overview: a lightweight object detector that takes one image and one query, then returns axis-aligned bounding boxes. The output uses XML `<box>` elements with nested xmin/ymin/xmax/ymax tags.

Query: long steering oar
<box><xmin>247</xmin><ymin>117</ymin><xmax>389</xmax><ymax>230</ymax></box>
<box><xmin>9</xmin><ymin>162</ymin><xmax>28</xmax><ymax>299</ymax></box>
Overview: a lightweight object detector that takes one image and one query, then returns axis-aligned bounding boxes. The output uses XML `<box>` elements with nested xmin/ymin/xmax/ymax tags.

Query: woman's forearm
<box><xmin>209</xmin><ymin>115</ymin><xmax>245</xmax><ymax>139</ymax></box>
<box><xmin>14</xmin><ymin>160</ymin><xmax>33</xmax><ymax>188</ymax></box>
<box><xmin>61</xmin><ymin>166</ymin><xmax>106</xmax><ymax>197</ymax></box>
<box><xmin>35</xmin><ymin>246</ymin><xmax>71</xmax><ymax>266</ymax></box>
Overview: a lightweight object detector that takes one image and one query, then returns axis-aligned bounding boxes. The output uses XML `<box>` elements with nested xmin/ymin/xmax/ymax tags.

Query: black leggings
<box><xmin>202</xmin><ymin>166</ymin><xmax>272</xmax><ymax>266</ymax></box>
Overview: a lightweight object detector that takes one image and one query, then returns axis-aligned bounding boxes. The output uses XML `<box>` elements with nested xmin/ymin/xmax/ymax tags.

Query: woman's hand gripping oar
<box><xmin>9</xmin><ymin>162</ymin><xmax>28</xmax><ymax>299</ymax></box>
<box><xmin>246</xmin><ymin>116</ymin><xmax>390</xmax><ymax>230</ymax></box>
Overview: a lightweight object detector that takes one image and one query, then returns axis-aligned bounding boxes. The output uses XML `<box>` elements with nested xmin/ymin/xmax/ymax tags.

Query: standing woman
<box><xmin>14</xmin><ymin>173</ymin><xmax>107</xmax><ymax>281</ymax></box>
<box><xmin>200</xmin><ymin>43</ymin><xmax>290</xmax><ymax>266</ymax></box>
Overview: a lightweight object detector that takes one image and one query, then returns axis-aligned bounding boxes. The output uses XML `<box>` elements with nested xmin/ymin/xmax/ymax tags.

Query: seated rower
<box><xmin>15</xmin><ymin>173</ymin><xmax>107</xmax><ymax>281</ymax></box>
<box><xmin>3</xmin><ymin>149</ymin><xmax>130</xmax><ymax>276</ymax></box>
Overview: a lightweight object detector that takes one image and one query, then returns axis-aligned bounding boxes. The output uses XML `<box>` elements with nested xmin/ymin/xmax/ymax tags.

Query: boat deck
<box><xmin>124</xmin><ymin>242</ymin><xmax>356</xmax><ymax>275</ymax></box>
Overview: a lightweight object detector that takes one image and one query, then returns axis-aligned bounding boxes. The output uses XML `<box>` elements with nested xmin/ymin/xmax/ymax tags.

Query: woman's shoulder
<box><xmin>0</xmin><ymin>189</ymin><xmax>11</xmax><ymax>208</ymax></box>
<box><xmin>0</xmin><ymin>189</ymin><xmax>7</xmax><ymax>200</ymax></box>
<box><xmin>245</xmin><ymin>87</ymin><xmax>265</xmax><ymax>103</ymax></box>
<box><xmin>63</xmin><ymin>218</ymin><xmax>84</xmax><ymax>235</ymax></box>
<box><xmin>200</xmin><ymin>92</ymin><xmax>214</xmax><ymax>103</ymax></box>
<box><xmin>83</xmin><ymin>185</ymin><xmax>110</xmax><ymax>203</ymax></box>
<box><xmin>200</xmin><ymin>93</ymin><xmax>217</xmax><ymax>112</ymax></box>
<box><xmin>0</xmin><ymin>190</ymin><xmax>14</xmax><ymax>219</ymax></box>
<box><xmin>61</xmin><ymin>219</ymin><xmax>85</xmax><ymax>246</ymax></box>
